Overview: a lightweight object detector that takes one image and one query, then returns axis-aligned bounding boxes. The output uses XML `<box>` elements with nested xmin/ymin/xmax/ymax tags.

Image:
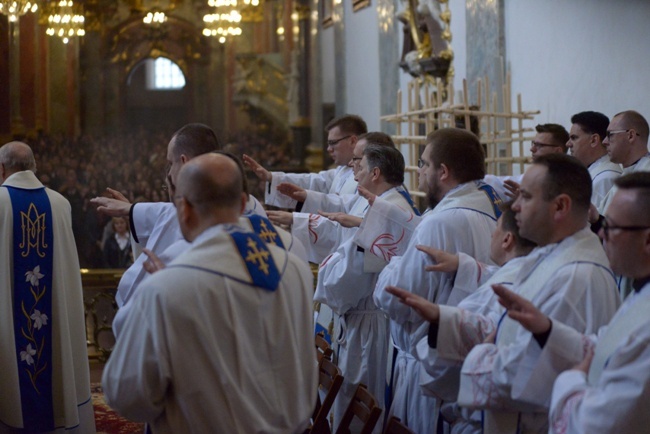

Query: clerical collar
<box><xmin>633</xmin><ymin>275</ymin><xmax>650</xmax><ymax>293</ymax></box>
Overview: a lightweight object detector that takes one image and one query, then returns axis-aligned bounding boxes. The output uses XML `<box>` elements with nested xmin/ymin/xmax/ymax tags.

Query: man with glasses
<box><xmin>258</xmin><ymin>132</ymin><xmax>392</xmax><ymax>265</ymax></box>
<box><xmin>597</xmin><ymin>110</ymin><xmax>650</xmax><ymax>214</ymax></box>
<box><xmin>566</xmin><ymin>111</ymin><xmax>622</xmax><ymax>210</ymax></box>
<box><xmin>484</xmin><ymin>124</ymin><xmax>569</xmax><ymax>200</ymax></box>
<box><xmin>243</xmin><ymin>114</ymin><xmax>367</xmax><ymax>209</ymax></box>
<box><xmin>492</xmin><ymin>172</ymin><xmax>650</xmax><ymax>434</ymax></box>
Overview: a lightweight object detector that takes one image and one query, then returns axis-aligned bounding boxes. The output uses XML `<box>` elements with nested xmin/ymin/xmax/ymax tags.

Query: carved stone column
<box><xmin>290</xmin><ymin>0</ymin><xmax>311</xmax><ymax>165</ymax></box>
<box><xmin>9</xmin><ymin>21</ymin><xmax>25</xmax><ymax>137</ymax></box>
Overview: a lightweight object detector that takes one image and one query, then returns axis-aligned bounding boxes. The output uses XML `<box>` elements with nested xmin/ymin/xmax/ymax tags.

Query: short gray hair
<box><xmin>0</xmin><ymin>141</ymin><xmax>37</xmax><ymax>173</ymax></box>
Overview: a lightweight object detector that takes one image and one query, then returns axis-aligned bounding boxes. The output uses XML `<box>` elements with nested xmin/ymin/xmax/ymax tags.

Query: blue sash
<box><xmin>6</xmin><ymin>186</ymin><xmax>55</xmax><ymax>431</ymax></box>
<box><xmin>398</xmin><ymin>186</ymin><xmax>421</xmax><ymax>216</ymax></box>
<box><xmin>477</xmin><ymin>182</ymin><xmax>503</xmax><ymax>219</ymax></box>
<box><xmin>247</xmin><ymin>215</ymin><xmax>286</xmax><ymax>249</ymax></box>
<box><xmin>230</xmin><ymin>231</ymin><xmax>281</xmax><ymax>291</ymax></box>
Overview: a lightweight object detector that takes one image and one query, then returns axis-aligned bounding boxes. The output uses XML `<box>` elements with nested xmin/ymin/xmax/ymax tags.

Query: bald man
<box><xmin>0</xmin><ymin>142</ymin><xmax>95</xmax><ymax>433</ymax></box>
<box><xmin>102</xmin><ymin>154</ymin><xmax>317</xmax><ymax>433</ymax></box>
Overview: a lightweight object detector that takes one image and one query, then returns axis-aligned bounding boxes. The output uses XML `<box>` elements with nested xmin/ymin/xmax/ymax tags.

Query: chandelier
<box><xmin>0</xmin><ymin>1</ymin><xmax>38</xmax><ymax>22</ymax></box>
<box><xmin>203</xmin><ymin>0</ymin><xmax>260</xmax><ymax>43</ymax></box>
<box><xmin>143</xmin><ymin>9</ymin><xmax>168</xmax><ymax>25</ymax></box>
<box><xmin>46</xmin><ymin>1</ymin><xmax>85</xmax><ymax>44</ymax></box>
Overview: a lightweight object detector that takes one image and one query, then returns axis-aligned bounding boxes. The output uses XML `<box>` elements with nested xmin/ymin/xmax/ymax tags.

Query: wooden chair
<box><xmin>306</xmin><ymin>357</ymin><xmax>344</xmax><ymax>434</ymax></box>
<box><xmin>315</xmin><ymin>332</ymin><xmax>333</xmax><ymax>363</ymax></box>
<box><xmin>383</xmin><ymin>416</ymin><xmax>415</xmax><ymax>434</ymax></box>
<box><xmin>335</xmin><ymin>383</ymin><xmax>382</xmax><ymax>434</ymax></box>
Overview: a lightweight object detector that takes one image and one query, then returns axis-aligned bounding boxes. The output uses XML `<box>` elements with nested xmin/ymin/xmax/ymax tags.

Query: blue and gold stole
<box><xmin>247</xmin><ymin>214</ymin><xmax>286</xmax><ymax>250</ymax></box>
<box><xmin>398</xmin><ymin>185</ymin><xmax>421</xmax><ymax>216</ymax></box>
<box><xmin>477</xmin><ymin>181</ymin><xmax>503</xmax><ymax>219</ymax></box>
<box><xmin>5</xmin><ymin>186</ymin><xmax>55</xmax><ymax>431</ymax></box>
<box><xmin>230</xmin><ymin>230</ymin><xmax>281</xmax><ymax>291</ymax></box>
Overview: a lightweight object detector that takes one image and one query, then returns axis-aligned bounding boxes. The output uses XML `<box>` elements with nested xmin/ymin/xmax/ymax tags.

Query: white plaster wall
<box><xmin>505</xmin><ymin>0</ymin><xmax>650</xmax><ymax>130</ymax></box>
<box><xmin>344</xmin><ymin>3</ymin><xmax>382</xmax><ymax>131</ymax></box>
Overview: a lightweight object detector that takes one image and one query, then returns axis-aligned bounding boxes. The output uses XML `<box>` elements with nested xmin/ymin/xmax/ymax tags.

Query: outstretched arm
<box><xmin>492</xmin><ymin>284</ymin><xmax>551</xmax><ymax>335</ymax></box>
<box><xmin>318</xmin><ymin>210</ymin><xmax>362</xmax><ymax>228</ymax></box>
<box><xmin>276</xmin><ymin>182</ymin><xmax>307</xmax><ymax>202</ymax></box>
<box><xmin>385</xmin><ymin>285</ymin><xmax>441</xmax><ymax>323</ymax></box>
<box><xmin>90</xmin><ymin>188</ymin><xmax>132</xmax><ymax>217</ymax></box>
<box><xmin>416</xmin><ymin>244</ymin><xmax>460</xmax><ymax>273</ymax></box>
<box><xmin>242</xmin><ymin>154</ymin><xmax>272</xmax><ymax>182</ymax></box>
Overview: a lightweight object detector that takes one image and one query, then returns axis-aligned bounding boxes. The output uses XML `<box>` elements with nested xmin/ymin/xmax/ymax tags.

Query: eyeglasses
<box><xmin>327</xmin><ymin>135</ymin><xmax>351</xmax><ymax>147</ymax></box>
<box><xmin>417</xmin><ymin>158</ymin><xmax>427</xmax><ymax>168</ymax></box>
<box><xmin>350</xmin><ymin>156</ymin><xmax>362</xmax><ymax>164</ymax></box>
<box><xmin>531</xmin><ymin>141</ymin><xmax>562</xmax><ymax>149</ymax></box>
<box><xmin>605</xmin><ymin>129</ymin><xmax>640</xmax><ymax>140</ymax></box>
<box><xmin>601</xmin><ymin>218</ymin><xmax>650</xmax><ymax>240</ymax></box>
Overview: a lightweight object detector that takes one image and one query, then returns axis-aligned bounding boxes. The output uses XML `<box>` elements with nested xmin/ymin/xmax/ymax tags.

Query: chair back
<box><xmin>315</xmin><ymin>332</ymin><xmax>333</xmax><ymax>362</ymax></box>
<box><xmin>309</xmin><ymin>357</ymin><xmax>343</xmax><ymax>434</ymax></box>
<box><xmin>383</xmin><ymin>416</ymin><xmax>414</xmax><ymax>434</ymax></box>
<box><xmin>335</xmin><ymin>383</ymin><xmax>382</xmax><ymax>434</ymax></box>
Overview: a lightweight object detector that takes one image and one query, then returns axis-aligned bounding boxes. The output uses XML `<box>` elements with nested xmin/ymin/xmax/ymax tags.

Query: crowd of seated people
<box><xmin>24</xmin><ymin>129</ymin><xmax>294</xmax><ymax>268</ymax></box>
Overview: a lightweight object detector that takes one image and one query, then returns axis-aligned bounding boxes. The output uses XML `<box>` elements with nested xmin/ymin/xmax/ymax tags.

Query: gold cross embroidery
<box><xmin>244</xmin><ymin>237</ymin><xmax>271</xmax><ymax>275</ymax></box>
<box><xmin>257</xmin><ymin>220</ymin><xmax>278</xmax><ymax>245</ymax></box>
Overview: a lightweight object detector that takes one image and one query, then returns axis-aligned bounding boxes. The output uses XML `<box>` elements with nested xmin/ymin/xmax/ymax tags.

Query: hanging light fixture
<box><xmin>0</xmin><ymin>0</ymin><xmax>38</xmax><ymax>22</ymax></box>
<box><xmin>202</xmin><ymin>0</ymin><xmax>263</xmax><ymax>43</ymax></box>
<box><xmin>143</xmin><ymin>9</ymin><xmax>168</xmax><ymax>25</ymax></box>
<box><xmin>202</xmin><ymin>1</ymin><xmax>242</xmax><ymax>44</ymax></box>
<box><xmin>46</xmin><ymin>1</ymin><xmax>85</xmax><ymax>44</ymax></box>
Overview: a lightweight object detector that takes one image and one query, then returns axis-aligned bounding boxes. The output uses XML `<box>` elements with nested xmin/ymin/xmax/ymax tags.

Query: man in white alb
<box><xmin>492</xmin><ymin>171</ymin><xmax>650</xmax><ymax>434</ymax></box>
<box><xmin>0</xmin><ymin>142</ymin><xmax>95</xmax><ymax>433</ymax></box>
<box><xmin>102</xmin><ymin>153</ymin><xmax>317</xmax><ymax>433</ymax></box>
<box><xmin>566</xmin><ymin>111</ymin><xmax>621</xmax><ymax>210</ymax></box>
<box><xmin>454</xmin><ymin>154</ymin><xmax>620</xmax><ymax>433</ymax></box>
<box><xmin>374</xmin><ymin>128</ymin><xmax>502</xmax><ymax>433</ymax></box>
<box><xmin>316</xmin><ymin>144</ymin><xmax>418</xmax><ymax>432</ymax></box>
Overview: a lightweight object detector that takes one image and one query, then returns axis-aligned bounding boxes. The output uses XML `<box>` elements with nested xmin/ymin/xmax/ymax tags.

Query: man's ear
<box><xmin>439</xmin><ymin>163</ymin><xmax>450</xmax><ymax>181</ymax></box>
<box><xmin>371</xmin><ymin>167</ymin><xmax>381</xmax><ymax>182</ymax></box>
<box><xmin>553</xmin><ymin>194</ymin><xmax>572</xmax><ymax>221</ymax></box>
<box><xmin>180</xmin><ymin>154</ymin><xmax>189</xmax><ymax>165</ymax></box>
<box><xmin>502</xmin><ymin>231</ymin><xmax>515</xmax><ymax>252</ymax></box>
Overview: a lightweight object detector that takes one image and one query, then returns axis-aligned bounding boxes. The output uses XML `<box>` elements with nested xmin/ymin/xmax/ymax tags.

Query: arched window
<box><xmin>145</xmin><ymin>57</ymin><xmax>186</xmax><ymax>90</ymax></box>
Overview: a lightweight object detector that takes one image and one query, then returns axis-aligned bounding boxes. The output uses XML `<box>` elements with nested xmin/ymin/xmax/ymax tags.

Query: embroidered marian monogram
<box><xmin>5</xmin><ymin>186</ymin><xmax>55</xmax><ymax>431</ymax></box>
<box><xmin>19</xmin><ymin>202</ymin><xmax>49</xmax><ymax>258</ymax></box>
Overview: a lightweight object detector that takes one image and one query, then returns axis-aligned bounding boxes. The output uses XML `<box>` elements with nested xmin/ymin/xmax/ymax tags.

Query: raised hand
<box><xmin>242</xmin><ymin>154</ymin><xmax>272</xmax><ymax>182</ymax></box>
<box><xmin>503</xmin><ymin>179</ymin><xmax>521</xmax><ymax>199</ymax></box>
<box><xmin>492</xmin><ymin>284</ymin><xmax>551</xmax><ymax>335</ymax></box>
<box><xmin>357</xmin><ymin>185</ymin><xmax>376</xmax><ymax>206</ymax></box>
<box><xmin>277</xmin><ymin>182</ymin><xmax>307</xmax><ymax>202</ymax></box>
<box><xmin>385</xmin><ymin>286</ymin><xmax>441</xmax><ymax>323</ymax></box>
<box><xmin>90</xmin><ymin>188</ymin><xmax>132</xmax><ymax>217</ymax></box>
<box><xmin>573</xmin><ymin>345</ymin><xmax>595</xmax><ymax>374</ymax></box>
<box><xmin>142</xmin><ymin>248</ymin><xmax>166</xmax><ymax>274</ymax></box>
<box><xmin>267</xmin><ymin>210</ymin><xmax>294</xmax><ymax>226</ymax></box>
<box><xmin>318</xmin><ymin>210</ymin><xmax>362</xmax><ymax>228</ymax></box>
<box><xmin>416</xmin><ymin>245</ymin><xmax>459</xmax><ymax>273</ymax></box>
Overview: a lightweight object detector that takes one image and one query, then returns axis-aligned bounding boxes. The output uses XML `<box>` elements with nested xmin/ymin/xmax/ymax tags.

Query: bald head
<box><xmin>0</xmin><ymin>141</ymin><xmax>36</xmax><ymax>182</ymax></box>
<box><xmin>176</xmin><ymin>153</ymin><xmax>243</xmax><ymax>215</ymax></box>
